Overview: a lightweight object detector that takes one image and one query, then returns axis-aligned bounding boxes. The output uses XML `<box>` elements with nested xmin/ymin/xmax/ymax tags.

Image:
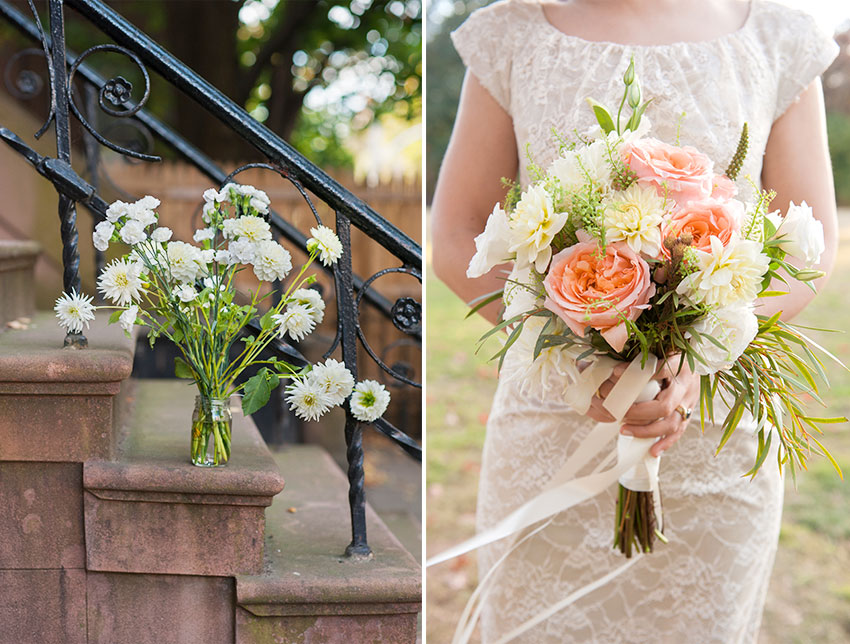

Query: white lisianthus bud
<box><xmin>774</xmin><ymin>201</ymin><xmax>824</xmax><ymax>268</ymax></box>
<box><xmin>467</xmin><ymin>204</ymin><xmax>512</xmax><ymax>278</ymax></box>
<box><xmin>119</xmin><ymin>305</ymin><xmax>138</xmax><ymax>333</ymax></box>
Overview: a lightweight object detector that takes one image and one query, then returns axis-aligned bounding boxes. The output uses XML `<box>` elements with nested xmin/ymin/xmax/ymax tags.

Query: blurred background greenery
<box><xmin>426</xmin><ymin>1</ymin><xmax>850</xmax><ymax>642</ymax></box>
<box><xmin>1</xmin><ymin>0</ymin><xmax>422</xmax><ymax>179</ymax></box>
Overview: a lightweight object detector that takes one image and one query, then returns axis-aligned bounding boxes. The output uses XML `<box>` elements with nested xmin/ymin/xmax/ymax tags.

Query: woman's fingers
<box><xmin>650</xmin><ymin>428</ymin><xmax>685</xmax><ymax>456</ymax></box>
<box><xmin>621</xmin><ymin>415</ymin><xmax>680</xmax><ymax>438</ymax></box>
<box><xmin>586</xmin><ymin>396</ymin><xmax>616</xmax><ymax>423</ymax></box>
<box><xmin>622</xmin><ymin>379</ymin><xmax>679</xmax><ymax>423</ymax></box>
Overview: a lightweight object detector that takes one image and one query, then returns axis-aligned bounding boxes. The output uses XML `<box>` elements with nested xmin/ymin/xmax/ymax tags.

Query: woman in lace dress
<box><xmin>431</xmin><ymin>0</ymin><xmax>839</xmax><ymax>641</ymax></box>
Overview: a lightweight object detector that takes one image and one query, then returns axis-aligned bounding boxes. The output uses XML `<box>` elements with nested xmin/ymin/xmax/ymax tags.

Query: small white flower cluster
<box><xmin>95</xmin><ymin>195</ymin><xmax>161</xmax><ymax>251</ymax></box>
<box><xmin>283</xmin><ymin>360</ymin><xmax>391</xmax><ymax>424</ymax></box>
<box><xmin>202</xmin><ymin>183</ymin><xmax>271</xmax><ymax>222</ymax></box>
<box><xmin>271</xmin><ymin>288</ymin><xmax>326</xmax><ymax>342</ymax></box>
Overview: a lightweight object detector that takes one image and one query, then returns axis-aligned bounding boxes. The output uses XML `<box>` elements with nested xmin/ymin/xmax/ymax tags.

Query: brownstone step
<box><xmin>0</xmin><ymin>239</ymin><xmax>39</xmax><ymax>328</ymax></box>
<box><xmin>235</xmin><ymin>445</ymin><xmax>421</xmax><ymax>643</ymax></box>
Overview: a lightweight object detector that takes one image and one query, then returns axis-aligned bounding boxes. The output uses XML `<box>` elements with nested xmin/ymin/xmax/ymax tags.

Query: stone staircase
<box><xmin>0</xmin><ymin>240</ymin><xmax>421</xmax><ymax>644</ymax></box>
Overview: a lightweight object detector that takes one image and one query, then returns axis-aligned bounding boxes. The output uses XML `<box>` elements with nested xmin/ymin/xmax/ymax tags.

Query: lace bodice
<box><xmin>452</xmin><ymin>0</ymin><xmax>838</xmax><ymax>190</ymax></box>
<box><xmin>448</xmin><ymin>2</ymin><xmax>838</xmax><ymax>642</ymax></box>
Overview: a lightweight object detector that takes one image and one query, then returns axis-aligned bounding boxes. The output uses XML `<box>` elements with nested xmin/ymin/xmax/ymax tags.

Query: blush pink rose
<box><xmin>661</xmin><ymin>198</ymin><xmax>744</xmax><ymax>258</ymax></box>
<box><xmin>623</xmin><ymin>138</ymin><xmax>714</xmax><ymax>205</ymax></box>
<box><xmin>711</xmin><ymin>174</ymin><xmax>738</xmax><ymax>201</ymax></box>
<box><xmin>543</xmin><ymin>241</ymin><xmax>655</xmax><ymax>353</ymax></box>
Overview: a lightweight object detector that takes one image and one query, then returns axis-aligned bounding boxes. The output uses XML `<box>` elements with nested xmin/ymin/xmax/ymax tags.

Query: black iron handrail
<box><xmin>0</xmin><ymin>0</ymin><xmax>421</xmax><ymax>559</ymax></box>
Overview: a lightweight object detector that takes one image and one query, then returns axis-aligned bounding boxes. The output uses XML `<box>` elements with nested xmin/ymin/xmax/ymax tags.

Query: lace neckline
<box><xmin>534</xmin><ymin>0</ymin><xmax>757</xmax><ymax>50</ymax></box>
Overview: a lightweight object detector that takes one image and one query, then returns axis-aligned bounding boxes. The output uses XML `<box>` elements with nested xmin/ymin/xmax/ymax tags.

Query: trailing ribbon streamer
<box><xmin>429</xmin><ymin>353</ymin><xmax>666</xmax><ymax>643</ymax></box>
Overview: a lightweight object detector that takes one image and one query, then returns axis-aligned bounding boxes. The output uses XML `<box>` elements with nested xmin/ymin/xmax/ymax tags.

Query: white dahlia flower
<box><xmin>54</xmin><ymin>290</ymin><xmax>96</xmax><ymax>334</ymax></box>
<box><xmin>285</xmin><ymin>378</ymin><xmax>334</xmax><ymax>421</ymax></box>
<box><xmin>290</xmin><ymin>288</ymin><xmax>325</xmax><ymax>324</ymax></box>
<box><xmin>97</xmin><ymin>258</ymin><xmax>144</xmax><ymax>306</ymax></box>
<box><xmin>251</xmin><ymin>240</ymin><xmax>292</xmax><ymax>281</ymax></box>
<box><xmin>307</xmin><ymin>225</ymin><xmax>343</xmax><ymax>266</ymax></box>
<box><xmin>676</xmin><ymin>235</ymin><xmax>770</xmax><ymax>308</ymax></box>
<box><xmin>467</xmin><ymin>203</ymin><xmax>512</xmax><ymax>278</ymax></box>
<box><xmin>603</xmin><ymin>183</ymin><xmax>666</xmax><ymax>257</ymax></box>
<box><xmin>508</xmin><ymin>184</ymin><xmax>567</xmax><ymax>272</ymax></box>
<box><xmin>272</xmin><ymin>304</ymin><xmax>316</xmax><ymax>342</ymax></box>
<box><xmin>309</xmin><ymin>358</ymin><xmax>355</xmax><ymax>406</ymax></box>
<box><xmin>350</xmin><ymin>380</ymin><xmax>391</xmax><ymax>423</ymax></box>
<box><xmin>166</xmin><ymin>241</ymin><xmax>206</xmax><ymax>283</ymax></box>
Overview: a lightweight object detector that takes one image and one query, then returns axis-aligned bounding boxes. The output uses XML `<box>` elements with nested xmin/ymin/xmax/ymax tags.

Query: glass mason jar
<box><xmin>190</xmin><ymin>396</ymin><xmax>232</xmax><ymax>467</ymax></box>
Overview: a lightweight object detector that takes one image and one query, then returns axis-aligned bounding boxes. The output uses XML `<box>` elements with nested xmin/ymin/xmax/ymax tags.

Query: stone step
<box><xmin>83</xmin><ymin>378</ymin><xmax>285</xmax><ymax>578</ymax></box>
<box><xmin>0</xmin><ymin>310</ymin><xmax>136</xmax><ymax>463</ymax></box>
<box><xmin>235</xmin><ymin>445</ymin><xmax>421</xmax><ymax>643</ymax></box>
<box><xmin>0</xmin><ymin>239</ymin><xmax>39</xmax><ymax>328</ymax></box>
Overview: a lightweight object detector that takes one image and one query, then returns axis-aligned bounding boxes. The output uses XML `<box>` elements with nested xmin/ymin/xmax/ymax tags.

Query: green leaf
<box><xmin>174</xmin><ymin>357</ymin><xmax>194</xmax><ymax>379</ymax></box>
<box><xmin>242</xmin><ymin>368</ymin><xmax>276</xmax><ymax>416</ymax></box>
<box><xmin>260</xmin><ymin>309</ymin><xmax>276</xmax><ymax>331</ymax></box>
<box><xmin>586</xmin><ymin>98</ymin><xmax>615</xmax><ymax>134</ymax></box>
<box><xmin>466</xmin><ymin>289</ymin><xmax>504</xmax><ymax>319</ymax></box>
<box><xmin>109</xmin><ymin>309</ymin><xmax>123</xmax><ymax>324</ymax></box>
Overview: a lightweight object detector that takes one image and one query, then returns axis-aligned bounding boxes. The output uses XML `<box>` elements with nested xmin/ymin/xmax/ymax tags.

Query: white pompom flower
<box><xmin>290</xmin><ymin>288</ymin><xmax>325</xmax><ymax>324</ymax></box>
<box><xmin>92</xmin><ymin>221</ymin><xmax>114</xmax><ymax>252</ymax></box>
<box><xmin>285</xmin><ymin>377</ymin><xmax>334</xmax><ymax>421</ymax></box>
<box><xmin>307</xmin><ymin>225</ymin><xmax>343</xmax><ymax>266</ymax></box>
<box><xmin>349</xmin><ymin>380</ymin><xmax>391</xmax><ymax>423</ymax></box>
<box><xmin>119</xmin><ymin>219</ymin><xmax>147</xmax><ymax>245</ymax></box>
<box><xmin>250</xmin><ymin>196</ymin><xmax>269</xmax><ymax>214</ymax></box>
<box><xmin>227</xmin><ymin>239</ymin><xmax>257</xmax><ymax>265</ymax></box>
<box><xmin>97</xmin><ymin>258</ymin><xmax>144</xmax><ymax>306</ymax></box>
<box><xmin>54</xmin><ymin>290</ymin><xmax>96</xmax><ymax>334</ymax></box>
<box><xmin>272</xmin><ymin>303</ymin><xmax>316</xmax><ymax>342</ymax></box>
<box><xmin>309</xmin><ymin>358</ymin><xmax>355</xmax><ymax>406</ymax></box>
<box><xmin>252</xmin><ymin>240</ymin><xmax>292</xmax><ymax>281</ymax></box>
<box><xmin>235</xmin><ymin>215</ymin><xmax>272</xmax><ymax>242</ymax></box>
<box><xmin>119</xmin><ymin>305</ymin><xmax>138</xmax><ymax>333</ymax></box>
<box><xmin>151</xmin><ymin>227</ymin><xmax>172</xmax><ymax>243</ymax></box>
<box><xmin>165</xmin><ymin>241</ymin><xmax>206</xmax><ymax>283</ymax></box>
<box><xmin>603</xmin><ymin>183</ymin><xmax>666</xmax><ymax>257</ymax></box>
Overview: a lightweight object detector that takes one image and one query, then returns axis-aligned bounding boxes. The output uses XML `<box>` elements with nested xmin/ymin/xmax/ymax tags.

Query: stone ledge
<box><xmin>84</xmin><ymin>379</ymin><xmax>285</xmax><ymax>577</ymax></box>
<box><xmin>0</xmin><ymin>240</ymin><xmax>39</xmax><ymax>329</ymax></box>
<box><xmin>236</xmin><ymin>446</ymin><xmax>420</xmax><ymax>620</ymax></box>
<box><xmin>0</xmin><ymin>311</ymin><xmax>134</xmax><ymax>385</ymax></box>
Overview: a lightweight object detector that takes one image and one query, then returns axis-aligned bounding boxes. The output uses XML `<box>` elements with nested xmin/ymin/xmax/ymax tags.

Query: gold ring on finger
<box><xmin>675</xmin><ymin>405</ymin><xmax>692</xmax><ymax>421</ymax></box>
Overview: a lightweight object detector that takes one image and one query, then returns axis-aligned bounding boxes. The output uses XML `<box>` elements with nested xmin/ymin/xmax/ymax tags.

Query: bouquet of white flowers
<box><xmin>54</xmin><ymin>183</ymin><xmax>390</xmax><ymax>466</ymax></box>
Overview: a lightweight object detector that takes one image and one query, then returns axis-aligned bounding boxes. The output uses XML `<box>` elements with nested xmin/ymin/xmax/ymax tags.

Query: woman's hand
<box><xmin>586</xmin><ymin>359</ymin><xmax>701</xmax><ymax>456</ymax></box>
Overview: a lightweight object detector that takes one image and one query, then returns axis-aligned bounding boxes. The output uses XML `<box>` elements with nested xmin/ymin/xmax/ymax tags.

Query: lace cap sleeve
<box><xmin>770</xmin><ymin>6</ymin><xmax>839</xmax><ymax>121</ymax></box>
<box><xmin>450</xmin><ymin>0</ymin><xmax>516</xmax><ymax>112</ymax></box>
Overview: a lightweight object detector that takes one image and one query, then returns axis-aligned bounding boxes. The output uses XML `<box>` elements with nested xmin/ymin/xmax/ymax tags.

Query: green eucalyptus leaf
<box><xmin>586</xmin><ymin>98</ymin><xmax>615</xmax><ymax>134</ymax></box>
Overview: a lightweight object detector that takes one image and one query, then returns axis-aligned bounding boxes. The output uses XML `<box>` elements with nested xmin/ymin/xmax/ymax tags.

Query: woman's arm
<box><xmin>760</xmin><ymin>77</ymin><xmax>838</xmax><ymax>320</ymax></box>
<box><xmin>431</xmin><ymin>71</ymin><xmax>519</xmax><ymax>325</ymax></box>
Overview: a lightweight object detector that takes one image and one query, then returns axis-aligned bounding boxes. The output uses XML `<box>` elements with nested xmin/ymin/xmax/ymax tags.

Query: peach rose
<box><xmin>711</xmin><ymin>174</ymin><xmax>738</xmax><ymax>201</ymax></box>
<box><xmin>661</xmin><ymin>198</ymin><xmax>744</xmax><ymax>257</ymax></box>
<box><xmin>543</xmin><ymin>241</ymin><xmax>655</xmax><ymax>353</ymax></box>
<box><xmin>623</xmin><ymin>138</ymin><xmax>714</xmax><ymax>205</ymax></box>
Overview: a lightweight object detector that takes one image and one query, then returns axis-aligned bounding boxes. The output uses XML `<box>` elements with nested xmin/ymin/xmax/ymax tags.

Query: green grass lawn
<box><xmin>425</xmin><ymin>214</ymin><xmax>850</xmax><ymax>644</ymax></box>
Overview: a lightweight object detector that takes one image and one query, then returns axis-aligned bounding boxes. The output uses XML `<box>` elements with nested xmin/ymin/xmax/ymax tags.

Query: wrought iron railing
<box><xmin>0</xmin><ymin>0</ymin><xmax>421</xmax><ymax>559</ymax></box>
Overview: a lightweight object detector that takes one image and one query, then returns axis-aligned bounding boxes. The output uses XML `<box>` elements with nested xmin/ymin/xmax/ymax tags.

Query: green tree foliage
<box><xmin>827</xmin><ymin>112</ymin><xmax>850</xmax><ymax>206</ymax></box>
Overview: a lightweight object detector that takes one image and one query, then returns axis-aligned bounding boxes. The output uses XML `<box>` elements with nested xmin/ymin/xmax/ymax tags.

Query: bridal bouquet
<box><xmin>54</xmin><ymin>184</ymin><xmax>390</xmax><ymax>466</ymax></box>
<box><xmin>467</xmin><ymin>60</ymin><xmax>844</xmax><ymax>556</ymax></box>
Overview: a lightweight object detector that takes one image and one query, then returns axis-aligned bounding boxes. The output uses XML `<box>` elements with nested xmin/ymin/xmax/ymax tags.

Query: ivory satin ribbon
<box><xmin>428</xmin><ymin>354</ymin><xmax>665</xmax><ymax>643</ymax></box>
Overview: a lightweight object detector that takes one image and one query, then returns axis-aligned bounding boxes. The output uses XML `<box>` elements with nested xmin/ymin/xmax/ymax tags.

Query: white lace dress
<box><xmin>450</xmin><ymin>1</ymin><xmax>838</xmax><ymax>642</ymax></box>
